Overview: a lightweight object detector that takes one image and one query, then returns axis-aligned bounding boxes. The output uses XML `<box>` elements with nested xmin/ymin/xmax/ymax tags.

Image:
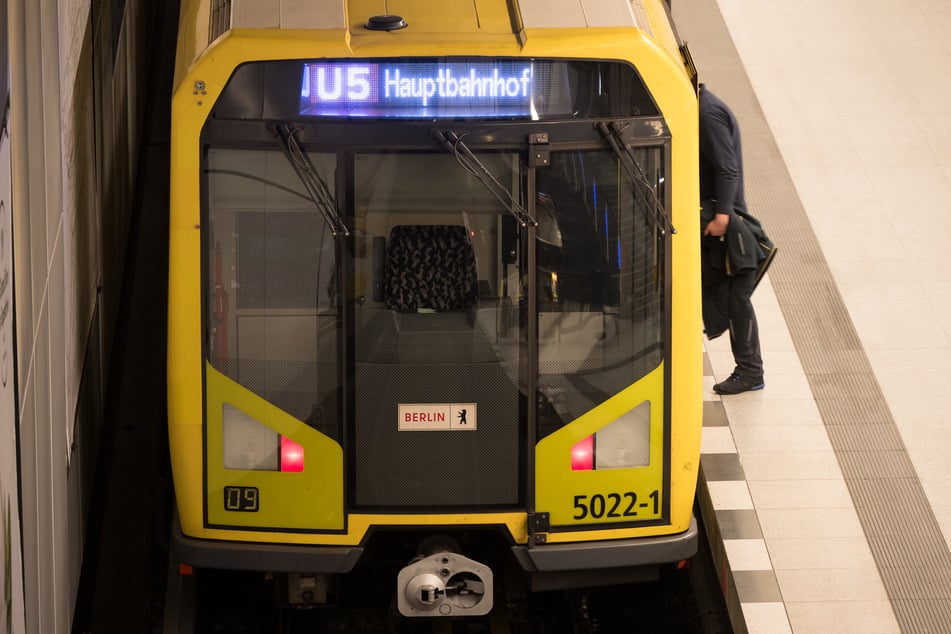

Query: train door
<box><xmin>350</xmin><ymin>150</ymin><xmax>525</xmax><ymax>509</ymax></box>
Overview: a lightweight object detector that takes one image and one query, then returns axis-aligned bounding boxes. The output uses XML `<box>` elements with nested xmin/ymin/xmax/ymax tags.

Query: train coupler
<box><xmin>397</xmin><ymin>551</ymin><xmax>494</xmax><ymax>617</ymax></box>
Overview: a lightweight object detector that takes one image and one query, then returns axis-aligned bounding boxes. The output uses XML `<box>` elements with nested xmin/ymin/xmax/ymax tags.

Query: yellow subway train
<box><xmin>167</xmin><ymin>0</ymin><xmax>702</xmax><ymax>619</ymax></box>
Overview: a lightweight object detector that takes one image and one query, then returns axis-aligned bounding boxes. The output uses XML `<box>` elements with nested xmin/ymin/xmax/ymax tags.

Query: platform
<box><xmin>676</xmin><ymin>0</ymin><xmax>951</xmax><ymax>631</ymax></box>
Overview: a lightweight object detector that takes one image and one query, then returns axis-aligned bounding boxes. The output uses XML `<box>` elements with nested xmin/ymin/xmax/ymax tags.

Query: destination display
<box><xmin>299</xmin><ymin>60</ymin><xmax>574</xmax><ymax>119</ymax></box>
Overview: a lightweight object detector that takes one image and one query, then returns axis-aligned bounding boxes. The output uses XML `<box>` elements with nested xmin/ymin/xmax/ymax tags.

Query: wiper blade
<box><xmin>274</xmin><ymin>123</ymin><xmax>350</xmax><ymax>237</ymax></box>
<box><xmin>434</xmin><ymin>130</ymin><xmax>537</xmax><ymax>227</ymax></box>
<box><xmin>596</xmin><ymin>120</ymin><xmax>676</xmax><ymax>235</ymax></box>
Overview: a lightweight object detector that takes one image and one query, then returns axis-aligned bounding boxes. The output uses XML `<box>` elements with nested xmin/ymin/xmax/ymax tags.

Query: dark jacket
<box><xmin>699</xmin><ymin>85</ymin><xmax>748</xmax><ymax>218</ymax></box>
<box><xmin>701</xmin><ymin>201</ymin><xmax>775</xmax><ymax>278</ymax></box>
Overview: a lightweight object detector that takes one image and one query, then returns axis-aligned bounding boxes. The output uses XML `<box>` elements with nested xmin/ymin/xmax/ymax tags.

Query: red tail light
<box><xmin>571</xmin><ymin>435</ymin><xmax>594</xmax><ymax>471</ymax></box>
<box><xmin>280</xmin><ymin>436</ymin><xmax>305</xmax><ymax>472</ymax></box>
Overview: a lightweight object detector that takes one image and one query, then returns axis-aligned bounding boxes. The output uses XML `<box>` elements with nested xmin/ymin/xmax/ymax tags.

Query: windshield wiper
<box><xmin>434</xmin><ymin>130</ymin><xmax>537</xmax><ymax>227</ymax></box>
<box><xmin>596</xmin><ymin>120</ymin><xmax>676</xmax><ymax>235</ymax></box>
<box><xmin>274</xmin><ymin>123</ymin><xmax>350</xmax><ymax>237</ymax></box>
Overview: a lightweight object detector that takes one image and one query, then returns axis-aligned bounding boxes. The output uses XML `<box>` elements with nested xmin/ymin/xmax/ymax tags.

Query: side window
<box><xmin>536</xmin><ymin>149</ymin><xmax>665</xmax><ymax>437</ymax></box>
<box><xmin>205</xmin><ymin>148</ymin><xmax>339</xmax><ymax>429</ymax></box>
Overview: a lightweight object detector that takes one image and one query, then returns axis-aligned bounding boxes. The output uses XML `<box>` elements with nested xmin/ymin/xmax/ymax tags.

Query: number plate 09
<box><xmin>224</xmin><ymin>486</ymin><xmax>259</xmax><ymax>512</ymax></box>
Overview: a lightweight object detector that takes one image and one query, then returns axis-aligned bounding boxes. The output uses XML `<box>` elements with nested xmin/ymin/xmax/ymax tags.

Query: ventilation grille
<box><xmin>209</xmin><ymin>0</ymin><xmax>232</xmax><ymax>43</ymax></box>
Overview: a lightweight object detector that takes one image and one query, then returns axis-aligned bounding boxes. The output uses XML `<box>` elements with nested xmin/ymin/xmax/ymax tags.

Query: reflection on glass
<box><xmin>202</xmin><ymin>142</ymin><xmax>666</xmax><ymax>468</ymax></box>
<box><xmin>351</xmin><ymin>151</ymin><xmax>524</xmax><ymax>506</ymax></box>
<box><xmin>536</xmin><ymin>150</ymin><xmax>665</xmax><ymax>438</ymax></box>
<box><xmin>205</xmin><ymin>149</ymin><xmax>340</xmax><ymax>437</ymax></box>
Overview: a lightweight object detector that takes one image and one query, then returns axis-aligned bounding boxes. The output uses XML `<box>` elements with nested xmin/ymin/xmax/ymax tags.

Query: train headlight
<box><xmin>223</xmin><ymin>403</ymin><xmax>305</xmax><ymax>472</ymax></box>
<box><xmin>570</xmin><ymin>401</ymin><xmax>651</xmax><ymax>471</ymax></box>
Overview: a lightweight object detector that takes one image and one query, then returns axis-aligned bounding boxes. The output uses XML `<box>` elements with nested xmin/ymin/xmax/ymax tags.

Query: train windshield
<box><xmin>201</xmin><ymin>58</ymin><xmax>669</xmax><ymax>509</ymax></box>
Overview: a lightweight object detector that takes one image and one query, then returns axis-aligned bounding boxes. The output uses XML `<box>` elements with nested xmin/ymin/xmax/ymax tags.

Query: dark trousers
<box><xmin>702</xmin><ymin>262</ymin><xmax>764</xmax><ymax>378</ymax></box>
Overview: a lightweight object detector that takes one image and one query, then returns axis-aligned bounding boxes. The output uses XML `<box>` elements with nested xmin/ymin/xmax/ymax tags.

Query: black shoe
<box><xmin>713</xmin><ymin>373</ymin><xmax>765</xmax><ymax>395</ymax></box>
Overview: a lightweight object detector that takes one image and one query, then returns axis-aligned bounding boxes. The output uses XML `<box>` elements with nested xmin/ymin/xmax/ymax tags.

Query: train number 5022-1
<box><xmin>572</xmin><ymin>490</ymin><xmax>659</xmax><ymax>520</ymax></box>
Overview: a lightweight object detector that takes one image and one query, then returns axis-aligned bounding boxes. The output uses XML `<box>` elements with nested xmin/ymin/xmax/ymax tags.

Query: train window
<box><xmin>198</xmin><ymin>123</ymin><xmax>666</xmax><ymax>483</ymax></box>
<box><xmin>234</xmin><ymin>211</ymin><xmax>328</xmax><ymax>310</ymax></box>
<box><xmin>536</xmin><ymin>149</ymin><xmax>665</xmax><ymax>437</ymax></box>
<box><xmin>204</xmin><ymin>148</ymin><xmax>340</xmax><ymax>433</ymax></box>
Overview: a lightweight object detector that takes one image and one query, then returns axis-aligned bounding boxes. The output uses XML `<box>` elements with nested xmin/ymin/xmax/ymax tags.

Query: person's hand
<box><xmin>703</xmin><ymin>213</ymin><xmax>730</xmax><ymax>237</ymax></box>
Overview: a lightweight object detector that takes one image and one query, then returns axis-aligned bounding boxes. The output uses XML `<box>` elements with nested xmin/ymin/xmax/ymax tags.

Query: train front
<box><xmin>168</xmin><ymin>0</ymin><xmax>702</xmax><ymax>617</ymax></box>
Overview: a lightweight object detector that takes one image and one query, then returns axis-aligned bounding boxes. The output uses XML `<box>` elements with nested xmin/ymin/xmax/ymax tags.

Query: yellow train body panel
<box><xmin>168</xmin><ymin>0</ymin><xmax>701</xmax><ymax>572</ymax></box>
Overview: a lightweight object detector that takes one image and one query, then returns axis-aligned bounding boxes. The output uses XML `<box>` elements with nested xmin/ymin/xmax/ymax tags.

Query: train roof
<box><xmin>201</xmin><ymin>0</ymin><xmax>656</xmax><ymax>30</ymax></box>
<box><xmin>174</xmin><ymin>0</ymin><xmax>685</xmax><ymax>101</ymax></box>
<box><xmin>220</xmin><ymin>0</ymin><xmax>645</xmax><ymax>30</ymax></box>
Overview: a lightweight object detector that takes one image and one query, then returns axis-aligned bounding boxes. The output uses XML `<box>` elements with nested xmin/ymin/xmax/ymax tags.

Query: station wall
<box><xmin>5</xmin><ymin>0</ymin><xmax>159</xmax><ymax>631</ymax></box>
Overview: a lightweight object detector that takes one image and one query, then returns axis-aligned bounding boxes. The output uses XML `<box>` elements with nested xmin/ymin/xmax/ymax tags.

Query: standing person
<box><xmin>699</xmin><ymin>84</ymin><xmax>765</xmax><ymax>394</ymax></box>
